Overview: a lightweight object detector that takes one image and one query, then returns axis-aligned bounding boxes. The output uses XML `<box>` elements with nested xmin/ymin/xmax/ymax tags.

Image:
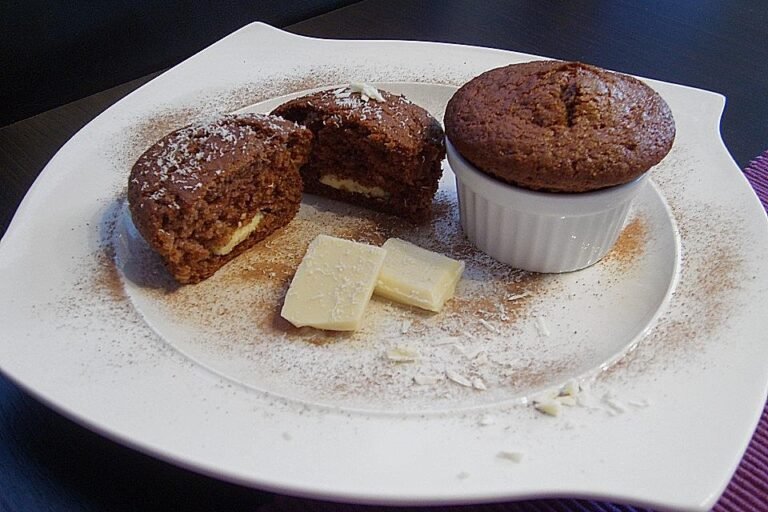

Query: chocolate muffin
<box><xmin>444</xmin><ymin>61</ymin><xmax>675</xmax><ymax>192</ymax></box>
<box><xmin>128</xmin><ymin>113</ymin><xmax>312</xmax><ymax>284</ymax></box>
<box><xmin>272</xmin><ymin>85</ymin><xmax>445</xmax><ymax>222</ymax></box>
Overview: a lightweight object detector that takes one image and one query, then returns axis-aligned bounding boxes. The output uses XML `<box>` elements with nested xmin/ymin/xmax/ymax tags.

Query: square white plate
<box><xmin>1</xmin><ymin>23</ymin><xmax>767</xmax><ymax>511</ymax></box>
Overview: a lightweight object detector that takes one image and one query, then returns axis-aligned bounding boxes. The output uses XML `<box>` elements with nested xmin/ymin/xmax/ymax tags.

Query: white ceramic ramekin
<box><xmin>446</xmin><ymin>139</ymin><xmax>649</xmax><ymax>273</ymax></box>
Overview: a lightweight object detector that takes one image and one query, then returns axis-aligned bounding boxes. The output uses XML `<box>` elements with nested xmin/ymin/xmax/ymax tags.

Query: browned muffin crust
<box><xmin>444</xmin><ymin>61</ymin><xmax>676</xmax><ymax>192</ymax></box>
<box><xmin>128</xmin><ymin>113</ymin><xmax>312</xmax><ymax>284</ymax></box>
<box><xmin>272</xmin><ymin>86</ymin><xmax>445</xmax><ymax>222</ymax></box>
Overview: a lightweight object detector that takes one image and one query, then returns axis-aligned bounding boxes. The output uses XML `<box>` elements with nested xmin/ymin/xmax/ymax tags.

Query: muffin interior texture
<box><xmin>128</xmin><ymin>114</ymin><xmax>311</xmax><ymax>283</ymax></box>
<box><xmin>273</xmin><ymin>87</ymin><xmax>445</xmax><ymax>222</ymax></box>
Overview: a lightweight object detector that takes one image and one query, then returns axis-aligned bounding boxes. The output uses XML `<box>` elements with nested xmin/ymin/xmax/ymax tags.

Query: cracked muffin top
<box><xmin>444</xmin><ymin>60</ymin><xmax>676</xmax><ymax>192</ymax></box>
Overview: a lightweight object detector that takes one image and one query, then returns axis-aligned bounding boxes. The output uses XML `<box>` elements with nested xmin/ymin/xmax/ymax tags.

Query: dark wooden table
<box><xmin>2</xmin><ymin>1</ymin><xmax>767</xmax><ymax>510</ymax></box>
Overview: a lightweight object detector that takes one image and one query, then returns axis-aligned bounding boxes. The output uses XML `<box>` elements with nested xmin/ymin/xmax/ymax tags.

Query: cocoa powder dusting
<box><xmin>112</xmin><ymin>170</ymin><xmax>577</xmax><ymax>410</ymax></box>
<box><xmin>102</xmin><ymin>79</ymin><xmax>672</xmax><ymax>411</ymax></box>
<box><xmin>94</xmin><ymin>212</ymin><xmax>128</xmax><ymax>302</ymax></box>
<box><xmin>602</xmin><ymin>216</ymin><xmax>648</xmax><ymax>271</ymax></box>
<box><xmin>598</xmin><ymin>149</ymin><xmax>749</xmax><ymax>383</ymax></box>
<box><xmin>90</xmin><ymin>74</ymin><xmax>754</xmax><ymax>413</ymax></box>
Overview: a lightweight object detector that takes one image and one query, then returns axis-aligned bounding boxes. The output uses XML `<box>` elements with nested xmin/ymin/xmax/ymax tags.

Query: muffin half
<box><xmin>128</xmin><ymin>113</ymin><xmax>312</xmax><ymax>284</ymax></box>
<box><xmin>272</xmin><ymin>85</ymin><xmax>445</xmax><ymax>222</ymax></box>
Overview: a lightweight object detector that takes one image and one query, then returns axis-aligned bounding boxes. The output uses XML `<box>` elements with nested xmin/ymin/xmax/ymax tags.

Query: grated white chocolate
<box><xmin>386</xmin><ymin>346</ymin><xmax>421</xmax><ymax>362</ymax></box>
<box><xmin>349</xmin><ymin>82</ymin><xmax>385</xmax><ymax>102</ymax></box>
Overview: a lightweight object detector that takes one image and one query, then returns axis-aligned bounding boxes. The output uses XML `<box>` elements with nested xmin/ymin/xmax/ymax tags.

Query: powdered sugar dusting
<box><xmin>117</xmin><ymin>183</ymin><xmax>559</xmax><ymax>411</ymax></box>
<box><xmin>114</xmin><ymin>168</ymin><xmax>662</xmax><ymax>413</ymax></box>
<box><xmin>130</xmin><ymin>113</ymin><xmax>302</xmax><ymax>204</ymax></box>
<box><xmin>107</xmin><ymin>82</ymin><xmax>671</xmax><ymax>415</ymax></box>
<box><xmin>596</xmin><ymin>144</ymin><xmax>751</xmax><ymax>384</ymax></box>
<box><xmin>111</xmin><ymin>65</ymin><xmax>472</xmax><ymax>174</ymax></box>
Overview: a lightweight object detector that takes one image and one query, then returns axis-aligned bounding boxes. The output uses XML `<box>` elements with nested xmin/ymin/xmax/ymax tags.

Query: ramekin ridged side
<box><xmin>447</xmin><ymin>140</ymin><xmax>649</xmax><ymax>273</ymax></box>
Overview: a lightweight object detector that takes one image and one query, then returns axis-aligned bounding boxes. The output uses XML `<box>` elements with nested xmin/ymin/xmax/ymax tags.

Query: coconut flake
<box><xmin>602</xmin><ymin>393</ymin><xmax>627</xmax><ymax>414</ymax></box>
<box><xmin>533</xmin><ymin>398</ymin><xmax>562</xmax><ymax>417</ymax></box>
<box><xmin>455</xmin><ymin>344</ymin><xmax>484</xmax><ymax>360</ymax></box>
<box><xmin>561</xmin><ymin>379</ymin><xmax>580</xmax><ymax>397</ymax></box>
<box><xmin>446</xmin><ymin>370</ymin><xmax>473</xmax><ymax>388</ymax></box>
<box><xmin>628</xmin><ymin>398</ymin><xmax>652</xmax><ymax>409</ymax></box>
<box><xmin>478</xmin><ymin>318</ymin><xmax>499</xmax><ymax>334</ymax></box>
<box><xmin>535</xmin><ymin>315</ymin><xmax>551</xmax><ymax>337</ymax></box>
<box><xmin>349</xmin><ymin>82</ymin><xmax>385</xmax><ymax>102</ymax></box>
<box><xmin>471</xmin><ymin>376</ymin><xmax>487</xmax><ymax>391</ymax></box>
<box><xmin>386</xmin><ymin>346</ymin><xmax>420</xmax><ymax>362</ymax></box>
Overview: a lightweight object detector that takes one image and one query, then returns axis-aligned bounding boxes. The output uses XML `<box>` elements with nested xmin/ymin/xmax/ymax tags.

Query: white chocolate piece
<box><xmin>280</xmin><ymin>235</ymin><xmax>386</xmax><ymax>331</ymax></box>
<box><xmin>212</xmin><ymin>212</ymin><xmax>264</xmax><ymax>255</ymax></box>
<box><xmin>319</xmin><ymin>174</ymin><xmax>388</xmax><ymax>198</ymax></box>
<box><xmin>374</xmin><ymin>238</ymin><xmax>464</xmax><ymax>312</ymax></box>
<box><xmin>349</xmin><ymin>82</ymin><xmax>385</xmax><ymax>102</ymax></box>
<box><xmin>561</xmin><ymin>379</ymin><xmax>580</xmax><ymax>397</ymax></box>
<box><xmin>534</xmin><ymin>399</ymin><xmax>562</xmax><ymax>417</ymax></box>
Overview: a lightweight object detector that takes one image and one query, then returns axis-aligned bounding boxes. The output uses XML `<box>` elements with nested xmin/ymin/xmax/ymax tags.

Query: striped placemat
<box><xmin>745</xmin><ymin>152</ymin><xmax>768</xmax><ymax>202</ymax></box>
<box><xmin>258</xmin><ymin>153</ymin><xmax>768</xmax><ymax>512</ymax></box>
<box><xmin>716</xmin><ymin>152</ymin><xmax>768</xmax><ymax>510</ymax></box>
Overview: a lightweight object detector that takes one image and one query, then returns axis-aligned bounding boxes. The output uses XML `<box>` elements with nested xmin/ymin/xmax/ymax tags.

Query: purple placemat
<box><xmin>745</xmin><ymin>153</ymin><xmax>768</xmax><ymax>202</ymax></box>
<box><xmin>257</xmin><ymin>153</ymin><xmax>768</xmax><ymax>512</ymax></box>
<box><xmin>715</xmin><ymin>152</ymin><xmax>768</xmax><ymax>511</ymax></box>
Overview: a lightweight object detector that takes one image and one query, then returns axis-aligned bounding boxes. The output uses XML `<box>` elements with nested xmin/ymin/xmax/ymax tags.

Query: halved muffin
<box><xmin>272</xmin><ymin>85</ymin><xmax>445</xmax><ymax>222</ymax></box>
<box><xmin>128</xmin><ymin>113</ymin><xmax>312</xmax><ymax>284</ymax></box>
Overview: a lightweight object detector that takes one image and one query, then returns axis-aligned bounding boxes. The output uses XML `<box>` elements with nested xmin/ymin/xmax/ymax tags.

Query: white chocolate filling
<box><xmin>319</xmin><ymin>174</ymin><xmax>389</xmax><ymax>199</ymax></box>
<box><xmin>212</xmin><ymin>212</ymin><xmax>264</xmax><ymax>256</ymax></box>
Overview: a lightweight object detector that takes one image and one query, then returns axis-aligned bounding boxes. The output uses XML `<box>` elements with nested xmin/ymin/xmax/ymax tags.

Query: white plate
<box><xmin>1</xmin><ymin>23</ymin><xmax>767</xmax><ymax>511</ymax></box>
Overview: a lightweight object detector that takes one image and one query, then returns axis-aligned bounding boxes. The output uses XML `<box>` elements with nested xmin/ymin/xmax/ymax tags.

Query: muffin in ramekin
<box><xmin>444</xmin><ymin>60</ymin><xmax>675</xmax><ymax>273</ymax></box>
